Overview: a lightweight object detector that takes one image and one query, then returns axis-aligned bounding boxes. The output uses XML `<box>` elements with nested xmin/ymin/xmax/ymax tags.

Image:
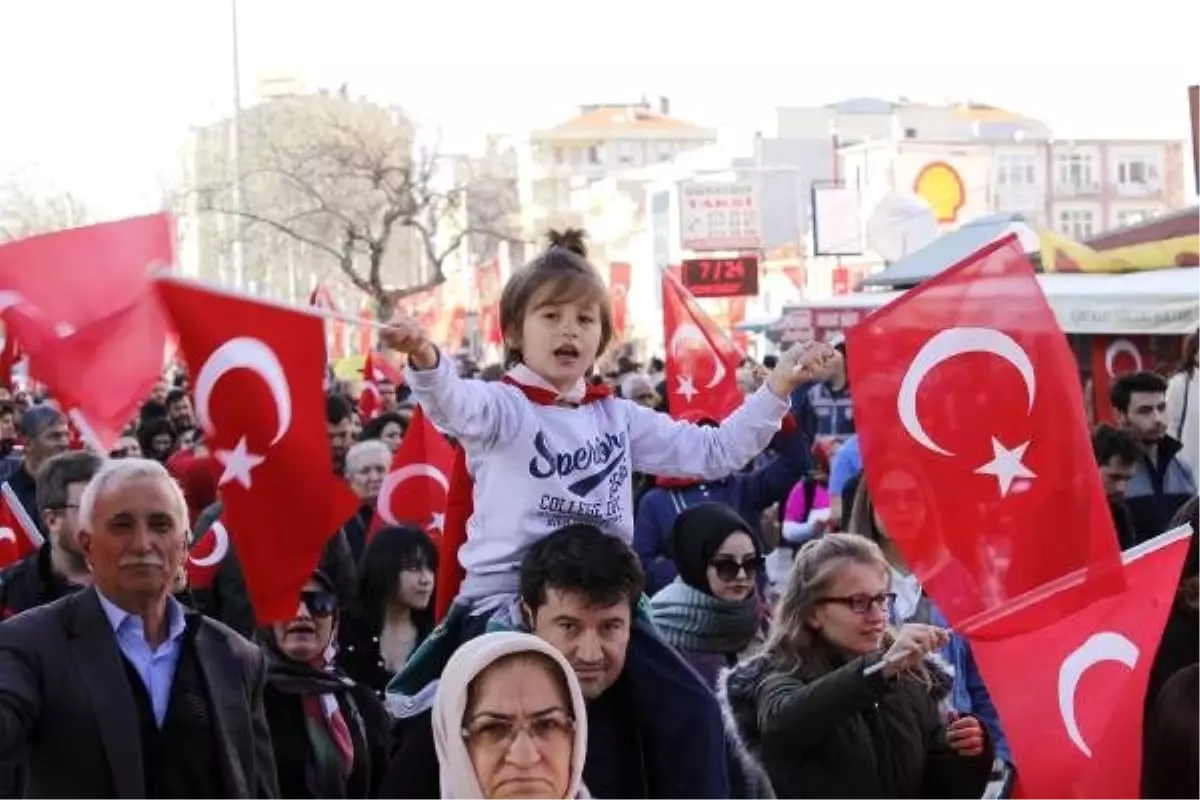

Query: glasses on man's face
<box><xmin>462</xmin><ymin>710</ymin><xmax>575</xmax><ymax>751</ymax></box>
<box><xmin>709</xmin><ymin>555</ymin><xmax>765</xmax><ymax>582</ymax></box>
<box><xmin>818</xmin><ymin>592</ymin><xmax>896</xmax><ymax>615</ymax></box>
<box><xmin>299</xmin><ymin>590</ymin><xmax>337</xmax><ymax>618</ymax></box>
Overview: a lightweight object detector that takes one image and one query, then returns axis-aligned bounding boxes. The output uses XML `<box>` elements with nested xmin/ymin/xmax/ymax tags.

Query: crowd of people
<box><xmin>0</xmin><ymin>228</ymin><xmax>1194</xmax><ymax>799</ymax></box>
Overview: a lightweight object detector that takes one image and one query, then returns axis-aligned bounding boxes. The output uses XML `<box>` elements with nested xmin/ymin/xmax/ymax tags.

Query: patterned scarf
<box><xmin>261</xmin><ymin>636</ymin><xmax>357</xmax><ymax>798</ymax></box>
<box><xmin>649</xmin><ymin>581</ymin><xmax>760</xmax><ymax>654</ymax></box>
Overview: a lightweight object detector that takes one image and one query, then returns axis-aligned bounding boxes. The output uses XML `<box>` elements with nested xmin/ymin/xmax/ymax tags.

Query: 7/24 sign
<box><xmin>681</xmin><ymin>256</ymin><xmax>760</xmax><ymax>298</ymax></box>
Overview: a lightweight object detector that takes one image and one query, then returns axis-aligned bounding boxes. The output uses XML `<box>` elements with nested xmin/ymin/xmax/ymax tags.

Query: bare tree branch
<box><xmin>183</xmin><ymin>94</ymin><xmax>521</xmax><ymax>313</ymax></box>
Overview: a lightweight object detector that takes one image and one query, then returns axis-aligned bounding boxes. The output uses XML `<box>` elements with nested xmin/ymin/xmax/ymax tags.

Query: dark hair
<box><xmin>0</xmin><ymin>401</ymin><xmax>15</xmax><ymax>419</ymax></box>
<box><xmin>361</xmin><ymin>411</ymin><xmax>408</xmax><ymax>442</ymax></box>
<box><xmin>165</xmin><ymin>388</ymin><xmax>189</xmax><ymax>407</ymax></box>
<box><xmin>519</xmin><ymin>523</ymin><xmax>644</xmax><ymax>614</ymax></box>
<box><xmin>1142</xmin><ymin>663</ymin><xmax>1199</xmax><ymax>799</ymax></box>
<box><xmin>19</xmin><ymin>405</ymin><xmax>64</xmax><ymax>439</ymax></box>
<box><xmin>36</xmin><ymin>451</ymin><xmax>103</xmax><ymax>513</ymax></box>
<box><xmin>1169</xmin><ymin>495</ymin><xmax>1199</xmax><ymax>588</ymax></box>
<box><xmin>762</xmin><ymin>355</ymin><xmax>779</xmax><ymax>370</ymax></box>
<box><xmin>1109</xmin><ymin>370</ymin><xmax>1167</xmax><ymax>413</ymax></box>
<box><xmin>354</xmin><ymin>525</ymin><xmax>437</xmax><ymax>634</ymax></box>
<box><xmin>1091</xmin><ymin>423</ymin><xmax>1141</xmax><ymax>466</ymax></box>
<box><xmin>325</xmin><ymin>393</ymin><xmax>354</xmax><ymax>426</ymax></box>
<box><xmin>139</xmin><ymin>400</ymin><xmax>168</xmax><ymax>423</ymax></box>
<box><xmin>498</xmin><ymin>228</ymin><xmax>613</xmax><ymax>368</ymax></box>
<box><xmin>137</xmin><ymin>417</ymin><xmax>177</xmax><ymax>459</ymax></box>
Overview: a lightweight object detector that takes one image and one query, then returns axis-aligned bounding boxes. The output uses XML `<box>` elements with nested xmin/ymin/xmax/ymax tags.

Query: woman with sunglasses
<box><xmin>649</xmin><ymin>503</ymin><xmax>768</xmax><ymax>690</ymax></box>
<box><xmin>718</xmin><ymin>534</ymin><xmax>993</xmax><ymax>799</ymax></box>
<box><xmin>259</xmin><ymin>570</ymin><xmax>391</xmax><ymax>798</ymax></box>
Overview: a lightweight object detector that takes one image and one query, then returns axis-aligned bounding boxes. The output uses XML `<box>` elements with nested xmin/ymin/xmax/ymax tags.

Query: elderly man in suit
<box><xmin>0</xmin><ymin>457</ymin><xmax>278</xmax><ymax>798</ymax></box>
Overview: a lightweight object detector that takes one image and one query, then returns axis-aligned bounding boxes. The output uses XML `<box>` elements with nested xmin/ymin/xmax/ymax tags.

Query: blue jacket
<box><xmin>634</xmin><ymin>427</ymin><xmax>811</xmax><ymax>595</ymax></box>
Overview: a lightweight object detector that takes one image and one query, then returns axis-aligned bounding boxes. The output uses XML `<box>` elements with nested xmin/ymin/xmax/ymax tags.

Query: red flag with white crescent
<box><xmin>371</xmin><ymin>406</ymin><xmax>454</xmax><ymax>542</ymax></box>
<box><xmin>155</xmin><ymin>277</ymin><xmax>359</xmax><ymax>623</ymax></box>
<box><xmin>846</xmin><ymin>234</ymin><xmax>1125</xmax><ymax>628</ymax></box>
<box><xmin>1089</xmin><ymin>335</ymin><xmax>1153</xmax><ymax>424</ymax></box>
<box><xmin>661</xmin><ymin>271</ymin><xmax>741</xmax><ymax>422</ymax></box>
<box><xmin>968</xmin><ymin>526</ymin><xmax>1192</xmax><ymax>798</ymax></box>
<box><xmin>187</xmin><ymin>520</ymin><xmax>230</xmax><ymax>590</ymax></box>
<box><xmin>0</xmin><ymin>482</ymin><xmax>43</xmax><ymax>569</ymax></box>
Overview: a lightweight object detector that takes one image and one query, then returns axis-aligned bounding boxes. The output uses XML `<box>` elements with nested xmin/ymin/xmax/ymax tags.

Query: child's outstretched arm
<box><xmin>627</xmin><ymin>340</ymin><xmax>837</xmax><ymax>480</ymax></box>
<box><xmin>380</xmin><ymin>313</ymin><xmax>516</xmax><ymax>448</ymax></box>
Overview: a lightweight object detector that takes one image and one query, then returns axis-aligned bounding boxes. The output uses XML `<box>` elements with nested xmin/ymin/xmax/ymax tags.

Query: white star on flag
<box><xmin>216</xmin><ymin>436</ymin><xmax>266</xmax><ymax>489</ymax></box>
<box><xmin>429</xmin><ymin>512</ymin><xmax>446</xmax><ymax>533</ymax></box>
<box><xmin>974</xmin><ymin>437</ymin><xmax>1036</xmax><ymax>497</ymax></box>
<box><xmin>675</xmin><ymin>374</ymin><xmax>698</xmax><ymax>402</ymax></box>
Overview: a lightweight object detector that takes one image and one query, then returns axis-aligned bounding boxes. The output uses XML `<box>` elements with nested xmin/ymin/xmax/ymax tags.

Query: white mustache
<box><xmin>120</xmin><ymin>557</ymin><xmax>165</xmax><ymax>568</ymax></box>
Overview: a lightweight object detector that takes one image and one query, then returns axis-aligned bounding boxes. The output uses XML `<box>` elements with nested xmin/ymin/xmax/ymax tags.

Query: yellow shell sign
<box><xmin>913</xmin><ymin>161</ymin><xmax>966</xmax><ymax>224</ymax></box>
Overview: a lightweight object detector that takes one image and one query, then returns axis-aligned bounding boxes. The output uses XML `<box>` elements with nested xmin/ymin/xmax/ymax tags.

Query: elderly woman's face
<box><xmin>463</xmin><ymin>656</ymin><xmax>574</xmax><ymax>800</ymax></box>
<box><xmin>272</xmin><ymin>578</ymin><xmax>337</xmax><ymax>663</ymax></box>
<box><xmin>347</xmin><ymin>450</ymin><xmax>389</xmax><ymax>502</ymax></box>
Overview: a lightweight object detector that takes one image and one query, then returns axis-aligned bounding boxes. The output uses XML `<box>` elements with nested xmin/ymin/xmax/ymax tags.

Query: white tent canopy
<box><xmin>760</xmin><ymin>268</ymin><xmax>1198</xmax><ymax>336</ymax></box>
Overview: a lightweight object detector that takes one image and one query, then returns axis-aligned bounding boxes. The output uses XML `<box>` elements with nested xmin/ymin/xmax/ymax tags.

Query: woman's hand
<box><xmin>766</xmin><ymin>341</ymin><xmax>837</xmax><ymax>398</ymax></box>
<box><xmin>379</xmin><ymin>313</ymin><xmax>438</xmax><ymax>369</ymax></box>
<box><xmin>946</xmin><ymin>714</ymin><xmax>986</xmax><ymax>757</ymax></box>
<box><xmin>880</xmin><ymin>623</ymin><xmax>950</xmax><ymax>679</ymax></box>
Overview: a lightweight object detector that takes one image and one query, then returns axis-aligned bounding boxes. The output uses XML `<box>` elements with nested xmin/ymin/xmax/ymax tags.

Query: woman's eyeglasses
<box><xmin>461</xmin><ymin>710</ymin><xmax>575</xmax><ymax>751</ymax></box>
<box><xmin>817</xmin><ymin>592</ymin><xmax>896</xmax><ymax>615</ymax></box>
<box><xmin>709</xmin><ymin>555</ymin><xmax>765</xmax><ymax>582</ymax></box>
<box><xmin>299</xmin><ymin>590</ymin><xmax>338</xmax><ymax>618</ymax></box>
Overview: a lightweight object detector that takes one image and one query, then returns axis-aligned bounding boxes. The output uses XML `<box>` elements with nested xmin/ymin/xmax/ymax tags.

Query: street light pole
<box><xmin>229</xmin><ymin>0</ymin><xmax>245</xmax><ymax>291</ymax></box>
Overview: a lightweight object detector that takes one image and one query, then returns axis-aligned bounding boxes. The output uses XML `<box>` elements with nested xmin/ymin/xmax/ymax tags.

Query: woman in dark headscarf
<box><xmin>259</xmin><ymin>570</ymin><xmax>391</xmax><ymax>798</ymax></box>
<box><xmin>649</xmin><ymin>502</ymin><xmax>767</xmax><ymax>689</ymax></box>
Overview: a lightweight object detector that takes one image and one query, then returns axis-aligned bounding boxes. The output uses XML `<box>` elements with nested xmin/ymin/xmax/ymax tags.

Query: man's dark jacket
<box><xmin>0</xmin><ymin>587</ymin><xmax>278</xmax><ymax>798</ymax></box>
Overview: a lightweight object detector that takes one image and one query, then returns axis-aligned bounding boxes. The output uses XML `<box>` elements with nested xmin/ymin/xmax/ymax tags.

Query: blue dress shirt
<box><xmin>96</xmin><ymin>590</ymin><xmax>188</xmax><ymax>727</ymax></box>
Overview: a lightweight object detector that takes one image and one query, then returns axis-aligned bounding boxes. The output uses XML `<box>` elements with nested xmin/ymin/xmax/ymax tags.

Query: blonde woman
<box><xmin>718</xmin><ymin>534</ymin><xmax>993</xmax><ymax>798</ymax></box>
<box><xmin>433</xmin><ymin>632</ymin><xmax>588</xmax><ymax>799</ymax></box>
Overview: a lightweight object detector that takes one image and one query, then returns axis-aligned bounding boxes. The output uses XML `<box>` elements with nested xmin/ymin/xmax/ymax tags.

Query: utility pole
<box><xmin>229</xmin><ymin>0</ymin><xmax>245</xmax><ymax>290</ymax></box>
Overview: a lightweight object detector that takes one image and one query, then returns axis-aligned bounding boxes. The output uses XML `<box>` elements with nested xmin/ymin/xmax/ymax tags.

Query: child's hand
<box><xmin>380</xmin><ymin>313</ymin><xmax>438</xmax><ymax>369</ymax></box>
<box><xmin>766</xmin><ymin>341</ymin><xmax>837</xmax><ymax>398</ymax></box>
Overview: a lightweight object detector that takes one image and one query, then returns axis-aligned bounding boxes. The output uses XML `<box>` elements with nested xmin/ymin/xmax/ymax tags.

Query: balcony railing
<box><xmin>1053</xmin><ymin>181</ymin><xmax>1101</xmax><ymax>197</ymax></box>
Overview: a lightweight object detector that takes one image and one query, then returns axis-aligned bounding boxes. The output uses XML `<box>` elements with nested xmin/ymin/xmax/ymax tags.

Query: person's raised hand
<box><xmin>766</xmin><ymin>341</ymin><xmax>838</xmax><ymax>398</ymax></box>
<box><xmin>880</xmin><ymin>623</ymin><xmax>951</xmax><ymax>678</ymax></box>
<box><xmin>379</xmin><ymin>312</ymin><xmax>437</xmax><ymax>369</ymax></box>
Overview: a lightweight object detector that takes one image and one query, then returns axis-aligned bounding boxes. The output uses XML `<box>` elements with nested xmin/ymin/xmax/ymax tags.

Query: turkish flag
<box><xmin>661</xmin><ymin>270</ymin><xmax>742</xmax><ymax>422</ymax></box>
<box><xmin>0</xmin><ymin>328</ymin><xmax>21</xmax><ymax>389</ymax></box>
<box><xmin>372</xmin><ymin>406</ymin><xmax>454</xmax><ymax>541</ymax></box>
<box><xmin>0</xmin><ymin>214</ymin><xmax>173</xmax><ymax>449</ymax></box>
<box><xmin>435</xmin><ymin>443</ymin><xmax>471</xmax><ymax>622</ymax></box>
<box><xmin>359</xmin><ymin>352</ymin><xmax>382</xmax><ymax>420</ymax></box>
<box><xmin>0</xmin><ymin>483</ymin><xmax>43</xmax><ymax>569</ymax></box>
<box><xmin>846</xmin><ymin>235</ymin><xmax>1125</xmax><ymax>628</ymax></box>
<box><xmin>155</xmin><ymin>278</ymin><xmax>359</xmax><ymax>623</ymax></box>
<box><xmin>609</xmin><ymin>262</ymin><xmax>632</xmax><ymax>339</ymax></box>
<box><xmin>968</xmin><ymin>526</ymin><xmax>1192</xmax><ymax>798</ymax></box>
<box><xmin>478</xmin><ymin>258</ymin><xmax>504</xmax><ymax>347</ymax></box>
<box><xmin>187</xmin><ymin>520</ymin><xmax>231</xmax><ymax>590</ymax></box>
<box><xmin>1090</xmin><ymin>336</ymin><xmax>1152</xmax><ymax>424</ymax></box>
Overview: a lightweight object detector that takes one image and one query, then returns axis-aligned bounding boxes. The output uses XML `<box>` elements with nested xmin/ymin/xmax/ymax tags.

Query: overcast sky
<box><xmin>2</xmin><ymin>0</ymin><xmax>1197</xmax><ymax>217</ymax></box>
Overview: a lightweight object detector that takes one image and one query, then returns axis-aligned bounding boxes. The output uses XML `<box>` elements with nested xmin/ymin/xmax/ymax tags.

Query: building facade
<box><xmin>520</xmin><ymin>99</ymin><xmax>717</xmax><ymax>235</ymax></box>
<box><xmin>837</xmin><ymin>137</ymin><xmax>1187</xmax><ymax>255</ymax></box>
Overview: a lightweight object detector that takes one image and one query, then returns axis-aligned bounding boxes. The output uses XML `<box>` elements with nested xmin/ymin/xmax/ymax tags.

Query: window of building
<box><xmin>1055</xmin><ymin>152</ymin><xmax>1095</xmax><ymax>189</ymax></box>
<box><xmin>552</xmin><ymin>146</ymin><xmax>565</xmax><ymax>166</ymax></box>
<box><xmin>1058</xmin><ymin>208</ymin><xmax>1095</xmax><ymax>240</ymax></box>
<box><xmin>616</xmin><ymin>140</ymin><xmax>639</xmax><ymax>167</ymax></box>
<box><xmin>656</xmin><ymin>141</ymin><xmax>674</xmax><ymax>162</ymax></box>
<box><xmin>997</xmin><ymin>154</ymin><xmax>1037</xmax><ymax>186</ymax></box>
<box><xmin>1116</xmin><ymin>209</ymin><xmax>1157</xmax><ymax>227</ymax></box>
<box><xmin>587</xmin><ymin>145</ymin><xmax>602</xmax><ymax>166</ymax></box>
<box><xmin>1115</xmin><ymin>160</ymin><xmax>1160</xmax><ymax>185</ymax></box>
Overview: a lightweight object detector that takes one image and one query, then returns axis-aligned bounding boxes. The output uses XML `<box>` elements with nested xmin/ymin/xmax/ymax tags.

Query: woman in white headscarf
<box><xmin>433</xmin><ymin>632</ymin><xmax>588</xmax><ymax>799</ymax></box>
